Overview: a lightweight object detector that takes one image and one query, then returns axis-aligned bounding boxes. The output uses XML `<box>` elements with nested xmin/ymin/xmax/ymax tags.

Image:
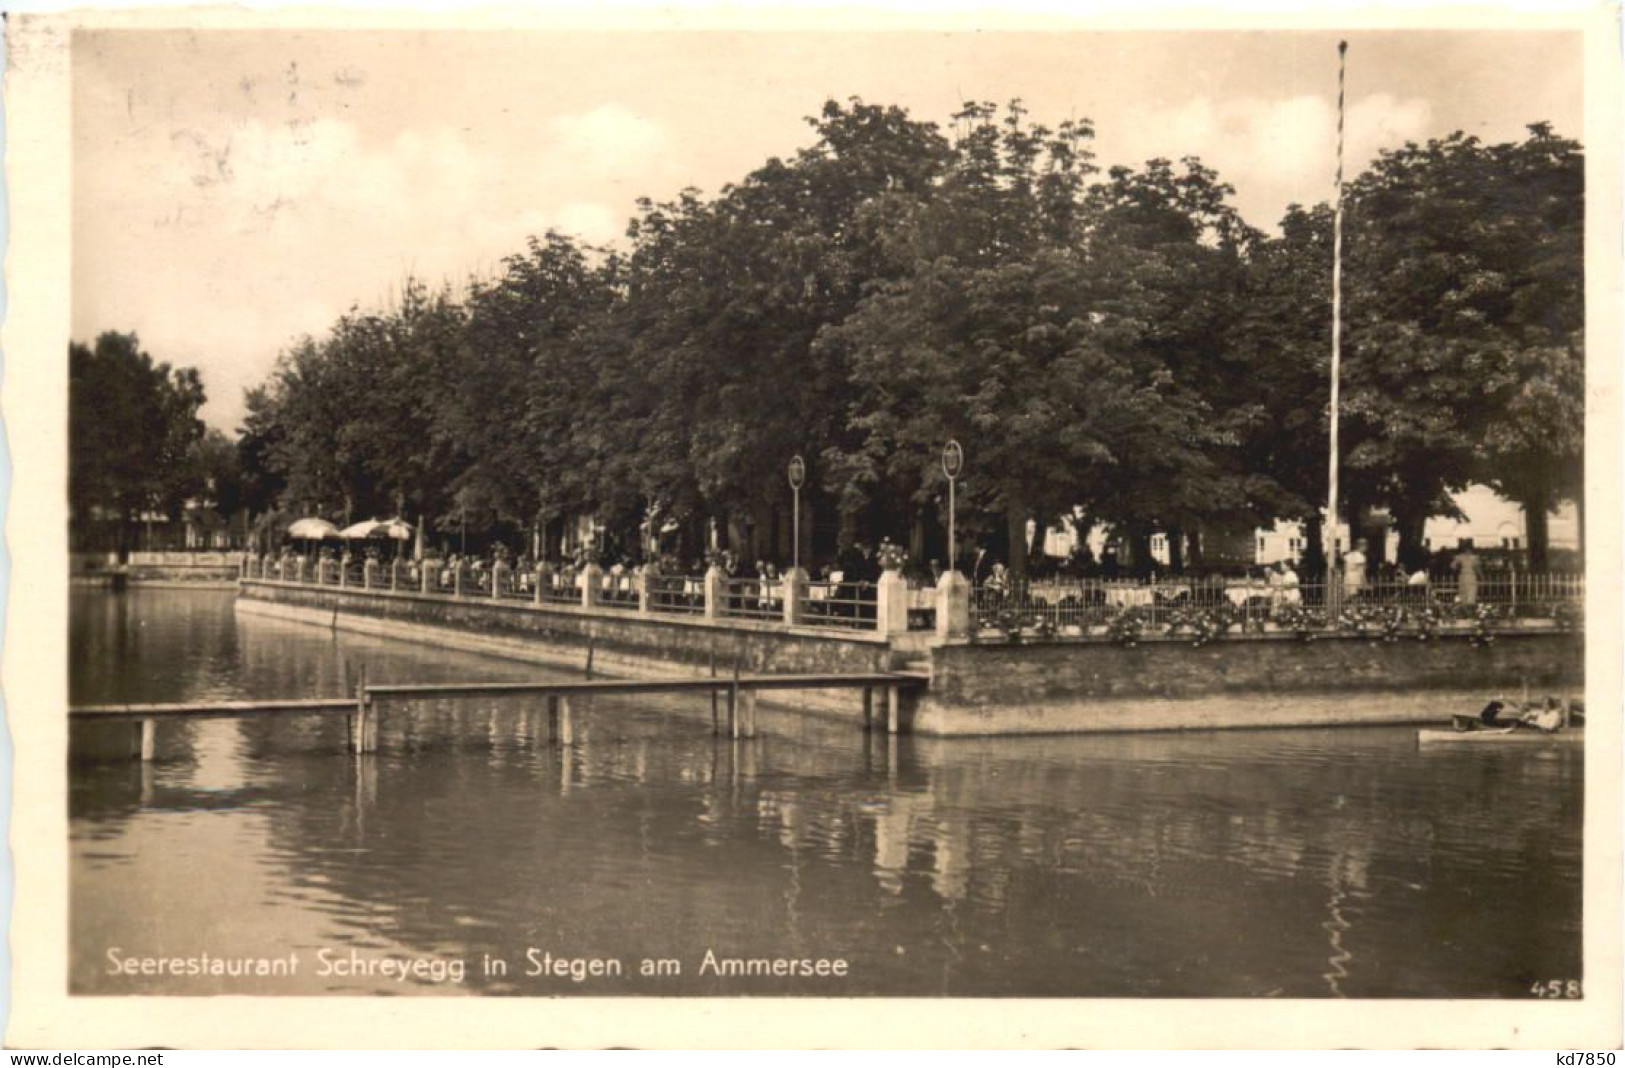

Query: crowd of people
<box><xmin>275</xmin><ymin>529</ymin><xmax>1513</xmax><ymax>614</ymax></box>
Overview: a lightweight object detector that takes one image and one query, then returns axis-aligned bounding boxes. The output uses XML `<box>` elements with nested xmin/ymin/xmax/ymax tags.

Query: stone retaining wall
<box><xmin>916</xmin><ymin>631</ymin><xmax>1584</xmax><ymax>734</ymax></box>
<box><xmin>238</xmin><ymin>579</ymin><xmax>898</xmax><ymax>719</ymax></box>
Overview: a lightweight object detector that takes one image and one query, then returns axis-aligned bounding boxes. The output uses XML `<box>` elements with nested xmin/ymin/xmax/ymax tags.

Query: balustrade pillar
<box><xmin>492</xmin><ymin>561</ymin><xmax>509</xmax><ymax>601</ymax></box>
<box><xmin>580</xmin><ymin>563</ymin><xmax>603</xmax><ymax>609</ymax></box>
<box><xmin>364</xmin><ymin>559</ymin><xmax>379</xmax><ymax>589</ymax></box>
<box><xmin>703</xmin><ymin>566</ymin><xmax>726</xmax><ymax>621</ymax></box>
<box><xmin>635</xmin><ymin>569</ymin><xmax>652</xmax><ymax>615</ymax></box>
<box><xmin>935</xmin><ymin>570</ymin><xmax>972</xmax><ymax>640</ymax></box>
<box><xmin>876</xmin><ymin>569</ymin><xmax>910</xmax><ymax>636</ymax></box>
<box><xmin>782</xmin><ymin>567</ymin><xmax>809</xmax><ymax>626</ymax></box>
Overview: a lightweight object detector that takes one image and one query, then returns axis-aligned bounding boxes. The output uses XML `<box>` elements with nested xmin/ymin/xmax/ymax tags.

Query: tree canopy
<box><xmin>223</xmin><ymin>102</ymin><xmax>1584</xmax><ymax>574</ymax></box>
<box><xmin>69</xmin><ymin>331</ymin><xmax>209</xmax><ymax>556</ymax></box>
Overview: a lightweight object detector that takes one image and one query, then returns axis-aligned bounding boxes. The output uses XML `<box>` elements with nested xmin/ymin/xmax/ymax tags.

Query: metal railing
<box><xmin>599</xmin><ymin>573</ymin><xmax>641</xmax><ymax>611</ymax></box>
<box><xmin>971</xmin><ymin>572</ymin><xmax>1585</xmax><ymax>638</ymax></box>
<box><xmin>719</xmin><ymin>577</ymin><xmax>784</xmax><ymax>621</ymax></box>
<box><xmin>801</xmin><ymin>581</ymin><xmax>875</xmax><ymax>630</ymax></box>
<box><xmin>646</xmin><ymin>575</ymin><xmax>705</xmax><ymax>615</ymax></box>
<box><xmin>537</xmin><ymin>571</ymin><xmax>581</xmax><ymax>606</ymax></box>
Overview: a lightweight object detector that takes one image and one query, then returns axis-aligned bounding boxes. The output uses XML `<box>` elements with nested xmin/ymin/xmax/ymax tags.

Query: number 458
<box><xmin>1531</xmin><ymin>979</ymin><xmax>1582</xmax><ymax>999</ymax></box>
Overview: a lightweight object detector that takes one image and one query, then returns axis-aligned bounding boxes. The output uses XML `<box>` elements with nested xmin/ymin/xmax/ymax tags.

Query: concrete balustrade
<box><xmin>249</xmin><ymin>554</ymin><xmax>948</xmax><ymax>638</ymax></box>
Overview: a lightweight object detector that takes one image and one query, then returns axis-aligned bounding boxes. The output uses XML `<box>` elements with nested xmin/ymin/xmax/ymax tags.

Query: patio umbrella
<box><xmin>287</xmin><ymin>517</ymin><xmax>339</xmax><ymax>540</ymax></box>
<box><xmin>338</xmin><ymin>517</ymin><xmax>415</xmax><ymax>541</ymax></box>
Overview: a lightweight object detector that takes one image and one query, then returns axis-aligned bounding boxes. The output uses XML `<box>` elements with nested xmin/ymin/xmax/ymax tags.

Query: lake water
<box><xmin>69</xmin><ymin>588</ymin><xmax>1583</xmax><ymax>997</ymax></box>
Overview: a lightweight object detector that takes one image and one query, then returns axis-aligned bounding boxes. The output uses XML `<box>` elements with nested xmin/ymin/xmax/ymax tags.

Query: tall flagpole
<box><xmin>1325</xmin><ymin>39</ymin><xmax>1348</xmax><ymax>610</ymax></box>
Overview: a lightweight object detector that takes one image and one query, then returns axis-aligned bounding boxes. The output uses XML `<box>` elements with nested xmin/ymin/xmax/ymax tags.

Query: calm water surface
<box><xmin>70</xmin><ymin>588</ymin><xmax>1582</xmax><ymax>997</ymax></box>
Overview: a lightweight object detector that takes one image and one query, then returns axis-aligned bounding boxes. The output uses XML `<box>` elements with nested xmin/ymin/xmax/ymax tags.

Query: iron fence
<box><xmin>599</xmin><ymin>573</ymin><xmax>641</xmax><ymax>610</ymax></box>
<box><xmin>801</xmin><ymin>581</ymin><xmax>875</xmax><ymax>630</ymax></box>
<box><xmin>646</xmin><ymin>575</ymin><xmax>706</xmax><ymax>615</ymax></box>
<box><xmin>720</xmin><ymin>577</ymin><xmax>784</xmax><ymax>622</ymax></box>
<box><xmin>970</xmin><ymin>572</ymin><xmax>1585</xmax><ymax>640</ymax></box>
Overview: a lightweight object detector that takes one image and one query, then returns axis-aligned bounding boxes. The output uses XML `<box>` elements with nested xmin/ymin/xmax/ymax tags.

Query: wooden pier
<box><xmin>69</xmin><ymin>671</ymin><xmax>927</xmax><ymax>759</ymax></box>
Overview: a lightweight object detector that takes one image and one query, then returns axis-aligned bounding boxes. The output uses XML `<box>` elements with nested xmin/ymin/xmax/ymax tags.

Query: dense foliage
<box><xmin>116</xmin><ymin>101</ymin><xmax>1584</xmax><ymax>574</ymax></box>
<box><xmin>69</xmin><ymin>332</ymin><xmax>214</xmax><ymax>556</ymax></box>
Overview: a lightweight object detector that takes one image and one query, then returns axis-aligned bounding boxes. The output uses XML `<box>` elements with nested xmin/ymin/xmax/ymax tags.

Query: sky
<box><xmin>70</xmin><ymin>28</ymin><xmax>1583</xmax><ymax>431</ymax></box>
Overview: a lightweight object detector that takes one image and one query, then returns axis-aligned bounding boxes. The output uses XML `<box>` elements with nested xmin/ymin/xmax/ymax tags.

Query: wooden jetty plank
<box><xmin>71</xmin><ymin>672</ymin><xmax>925</xmax><ymax>721</ymax></box>
<box><xmin>70</xmin><ymin>698</ymin><xmax>359</xmax><ymax>719</ymax></box>
<box><xmin>367</xmin><ymin>673</ymin><xmax>922</xmax><ymax>700</ymax></box>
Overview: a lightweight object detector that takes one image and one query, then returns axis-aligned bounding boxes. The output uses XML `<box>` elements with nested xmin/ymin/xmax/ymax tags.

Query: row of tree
<box><xmin>95</xmin><ymin>99</ymin><xmax>1581</xmax><ymax>574</ymax></box>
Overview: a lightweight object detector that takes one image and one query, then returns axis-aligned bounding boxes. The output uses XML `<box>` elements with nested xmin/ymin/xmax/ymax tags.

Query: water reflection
<box><xmin>71</xmin><ymin>589</ymin><xmax>1582</xmax><ymax>997</ymax></box>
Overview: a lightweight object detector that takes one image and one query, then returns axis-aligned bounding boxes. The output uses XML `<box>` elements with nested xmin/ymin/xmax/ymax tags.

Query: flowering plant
<box><xmin>876</xmin><ymin>542</ymin><xmax>909</xmax><ymax>572</ymax></box>
<box><xmin>1409</xmin><ymin>604</ymin><xmax>1443</xmax><ymax>642</ymax></box>
<box><xmin>1275</xmin><ymin>604</ymin><xmax>1326</xmax><ymax>642</ymax></box>
<box><xmin>1469</xmin><ymin>603</ymin><xmax>1506</xmax><ymax>647</ymax></box>
<box><xmin>1168</xmin><ymin>607</ymin><xmax>1229</xmax><ymax>647</ymax></box>
<box><xmin>1374</xmin><ymin>606</ymin><xmax>1408</xmax><ymax>643</ymax></box>
<box><xmin>1106</xmin><ymin>607</ymin><xmax>1147</xmax><ymax>647</ymax></box>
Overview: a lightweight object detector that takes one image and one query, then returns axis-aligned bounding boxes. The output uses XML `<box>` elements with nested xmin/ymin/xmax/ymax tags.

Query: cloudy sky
<box><xmin>71</xmin><ymin>29</ymin><xmax>1582</xmax><ymax>430</ymax></box>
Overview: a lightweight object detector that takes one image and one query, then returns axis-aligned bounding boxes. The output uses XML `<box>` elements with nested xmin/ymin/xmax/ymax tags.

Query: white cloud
<box><xmin>553</xmin><ymin>202</ymin><xmax>623</xmax><ymax>245</ymax></box>
<box><xmin>550</xmin><ymin>103</ymin><xmax>670</xmax><ymax>172</ymax></box>
<box><xmin>1101</xmin><ymin>92</ymin><xmax>1433</xmax><ymax>229</ymax></box>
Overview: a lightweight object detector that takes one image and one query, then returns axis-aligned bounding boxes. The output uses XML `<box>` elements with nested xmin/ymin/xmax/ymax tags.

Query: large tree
<box><xmin>69</xmin><ymin>331</ymin><xmax>207</xmax><ymax>557</ymax></box>
<box><xmin>1338</xmin><ymin>124</ymin><xmax>1584</xmax><ymax>567</ymax></box>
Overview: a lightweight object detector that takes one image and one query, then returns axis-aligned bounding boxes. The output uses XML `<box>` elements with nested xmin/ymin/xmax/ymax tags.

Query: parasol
<box><xmin>287</xmin><ymin>517</ymin><xmax>339</xmax><ymax>540</ymax></box>
<box><xmin>338</xmin><ymin>517</ymin><xmax>416</xmax><ymax>541</ymax></box>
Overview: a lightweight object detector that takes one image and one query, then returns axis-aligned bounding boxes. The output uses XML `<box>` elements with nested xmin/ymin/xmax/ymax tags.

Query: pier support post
<box><xmin>935</xmin><ymin>570</ymin><xmax>972</xmax><ymax>640</ymax></box>
<box><xmin>727</xmin><ymin>682</ymin><xmax>740</xmax><ymax>739</ymax></box>
<box><xmin>887</xmin><ymin>684</ymin><xmax>900</xmax><ymax>735</ymax></box>
<box><xmin>546</xmin><ymin>695</ymin><xmax>560</xmax><ymax>743</ymax></box>
<box><xmin>349</xmin><ymin>668</ymin><xmax>377</xmax><ymax>755</ymax></box>
<box><xmin>876</xmin><ymin>570</ymin><xmax>910</xmax><ymax>636</ymax></box>
<box><xmin>559</xmin><ymin>698</ymin><xmax>575</xmax><ymax>746</ymax></box>
<box><xmin>739</xmin><ymin>690</ymin><xmax>759</xmax><ymax>739</ymax></box>
<box><xmin>782</xmin><ymin>568</ymin><xmax>808</xmax><ymax>626</ymax></box>
<box><xmin>861</xmin><ymin>687</ymin><xmax>874</xmax><ymax>732</ymax></box>
<box><xmin>133</xmin><ymin>718</ymin><xmax>156</xmax><ymax>762</ymax></box>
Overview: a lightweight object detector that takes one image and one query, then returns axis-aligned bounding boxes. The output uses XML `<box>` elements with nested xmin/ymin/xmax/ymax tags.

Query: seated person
<box><xmin>1520</xmin><ymin>697</ymin><xmax>1565</xmax><ymax>733</ymax></box>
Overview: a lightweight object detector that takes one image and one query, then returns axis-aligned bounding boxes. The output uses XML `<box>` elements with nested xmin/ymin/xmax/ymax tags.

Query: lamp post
<box><xmin>788</xmin><ymin>455</ymin><xmax>806</xmax><ymax>572</ymax></box>
<box><xmin>942</xmin><ymin>440</ymin><xmax>964</xmax><ymax>573</ymax></box>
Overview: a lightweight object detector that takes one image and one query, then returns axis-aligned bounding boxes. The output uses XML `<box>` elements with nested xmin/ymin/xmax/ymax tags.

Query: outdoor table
<box><xmin>1224</xmin><ymin>583</ymin><xmax>1272</xmax><ymax>607</ymax></box>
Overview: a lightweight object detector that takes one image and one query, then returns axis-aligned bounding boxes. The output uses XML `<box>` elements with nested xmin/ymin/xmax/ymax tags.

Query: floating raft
<box><xmin>1417</xmin><ymin>728</ymin><xmax>1583</xmax><ymax>746</ymax></box>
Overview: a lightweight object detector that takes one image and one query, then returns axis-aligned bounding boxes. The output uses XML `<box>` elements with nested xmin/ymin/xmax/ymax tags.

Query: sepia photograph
<box><xmin>4</xmin><ymin>2</ymin><xmax>1620</xmax><ymax>1049</ymax></box>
